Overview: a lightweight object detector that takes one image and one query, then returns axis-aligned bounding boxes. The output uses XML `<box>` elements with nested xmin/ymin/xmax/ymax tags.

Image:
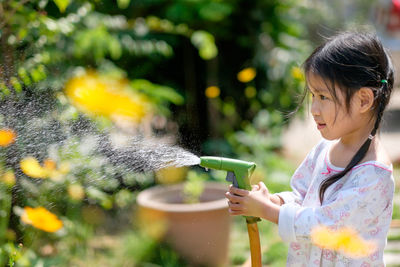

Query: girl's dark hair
<box><xmin>302</xmin><ymin>32</ymin><xmax>394</xmax><ymax>203</ymax></box>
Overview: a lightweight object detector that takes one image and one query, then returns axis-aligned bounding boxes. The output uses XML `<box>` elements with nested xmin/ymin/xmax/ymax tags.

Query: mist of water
<box><xmin>0</xmin><ymin>97</ymin><xmax>209</xmax><ymax>215</ymax></box>
<box><xmin>97</xmin><ymin>133</ymin><xmax>201</xmax><ymax>172</ymax></box>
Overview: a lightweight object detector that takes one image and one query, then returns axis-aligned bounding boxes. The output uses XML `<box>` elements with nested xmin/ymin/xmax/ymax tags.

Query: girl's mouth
<box><xmin>317</xmin><ymin>123</ymin><xmax>326</xmax><ymax>130</ymax></box>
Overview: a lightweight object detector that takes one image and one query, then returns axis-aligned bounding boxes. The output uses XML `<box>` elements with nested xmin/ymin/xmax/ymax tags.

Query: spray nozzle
<box><xmin>199</xmin><ymin>156</ymin><xmax>256</xmax><ymax>191</ymax></box>
<box><xmin>199</xmin><ymin>156</ymin><xmax>259</xmax><ymax>223</ymax></box>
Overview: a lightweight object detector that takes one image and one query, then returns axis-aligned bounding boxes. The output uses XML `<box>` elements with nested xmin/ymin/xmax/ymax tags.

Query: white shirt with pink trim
<box><xmin>276</xmin><ymin>139</ymin><xmax>395</xmax><ymax>267</ymax></box>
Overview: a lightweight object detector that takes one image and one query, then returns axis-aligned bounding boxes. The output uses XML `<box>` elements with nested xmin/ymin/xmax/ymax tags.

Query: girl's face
<box><xmin>307</xmin><ymin>74</ymin><xmax>363</xmax><ymax>141</ymax></box>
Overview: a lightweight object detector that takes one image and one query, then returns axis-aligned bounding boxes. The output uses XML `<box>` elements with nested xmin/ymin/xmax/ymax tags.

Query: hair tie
<box><xmin>368</xmin><ymin>134</ymin><xmax>374</xmax><ymax>140</ymax></box>
<box><xmin>381</xmin><ymin>79</ymin><xmax>388</xmax><ymax>84</ymax></box>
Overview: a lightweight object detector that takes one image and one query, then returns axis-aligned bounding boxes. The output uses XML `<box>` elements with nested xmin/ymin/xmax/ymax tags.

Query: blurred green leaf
<box><xmin>198</xmin><ymin>2</ymin><xmax>233</xmax><ymax>22</ymax></box>
<box><xmin>191</xmin><ymin>30</ymin><xmax>218</xmax><ymax>60</ymax></box>
<box><xmin>0</xmin><ymin>83</ymin><xmax>10</xmax><ymax>97</ymax></box>
<box><xmin>10</xmin><ymin>77</ymin><xmax>22</xmax><ymax>93</ymax></box>
<box><xmin>183</xmin><ymin>170</ymin><xmax>207</xmax><ymax>203</ymax></box>
<box><xmin>74</xmin><ymin>27</ymin><xmax>122</xmax><ymax>61</ymax></box>
<box><xmin>131</xmin><ymin>79</ymin><xmax>184</xmax><ymax>105</ymax></box>
<box><xmin>18</xmin><ymin>67</ymin><xmax>32</xmax><ymax>86</ymax></box>
<box><xmin>117</xmin><ymin>0</ymin><xmax>130</xmax><ymax>9</ymax></box>
<box><xmin>53</xmin><ymin>0</ymin><xmax>71</xmax><ymax>13</ymax></box>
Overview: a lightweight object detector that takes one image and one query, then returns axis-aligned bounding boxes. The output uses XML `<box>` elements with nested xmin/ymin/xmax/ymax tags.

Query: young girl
<box><xmin>225</xmin><ymin>32</ymin><xmax>395</xmax><ymax>266</ymax></box>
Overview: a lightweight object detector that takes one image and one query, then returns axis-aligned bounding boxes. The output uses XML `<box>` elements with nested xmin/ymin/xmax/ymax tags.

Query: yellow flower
<box><xmin>1</xmin><ymin>170</ymin><xmax>16</xmax><ymax>186</ymax></box>
<box><xmin>237</xmin><ymin>68</ymin><xmax>256</xmax><ymax>83</ymax></box>
<box><xmin>68</xmin><ymin>184</ymin><xmax>85</xmax><ymax>201</ymax></box>
<box><xmin>43</xmin><ymin>159</ymin><xmax>64</xmax><ymax>181</ymax></box>
<box><xmin>20</xmin><ymin>157</ymin><xmax>49</xmax><ymax>179</ymax></box>
<box><xmin>291</xmin><ymin>66</ymin><xmax>304</xmax><ymax>81</ymax></box>
<box><xmin>20</xmin><ymin>157</ymin><xmax>69</xmax><ymax>180</ymax></box>
<box><xmin>311</xmin><ymin>225</ymin><xmax>377</xmax><ymax>258</ymax></box>
<box><xmin>0</xmin><ymin>129</ymin><xmax>16</xmax><ymax>147</ymax></box>
<box><xmin>205</xmin><ymin>86</ymin><xmax>220</xmax><ymax>98</ymax></box>
<box><xmin>65</xmin><ymin>72</ymin><xmax>151</xmax><ymax>124</ymax></box>
<box><xmin>21</xmin><ymin>206</ymin><xmax>63</xmax><ymax>233</ymax></box>
<box><xmin>43</xmin><ymin>159</ymin><xmax>56</xmax><ymax>170</ymax></box>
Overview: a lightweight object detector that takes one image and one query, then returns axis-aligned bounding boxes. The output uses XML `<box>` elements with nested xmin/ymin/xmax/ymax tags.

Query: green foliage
<box><xmin>182</xmin><ymin>170</ymin><xmax>207</xmax><ymax>204</ymax></box>
<box><xmin>0</xmin><ymin>184</ymin><xmax>12</xmax><ymax>245</ymax></box>
<box><xmin>121</xmin><ymin>231</ymin><xmax>188</xmax><ymax>267</ymax></box>
<box><xmin>263</xmin><ymin>241</ymin><xmax>288</xmax><ymax>266</ymax></box>
<box><xmin>131</xmin><ymin>79</ymin><xmax>184</xmax><ymax>116</ymax></box>
<box><xmin>74</xmin><ymin>26</ymin><xmax>122</xmax><ymax>61</ymax></box>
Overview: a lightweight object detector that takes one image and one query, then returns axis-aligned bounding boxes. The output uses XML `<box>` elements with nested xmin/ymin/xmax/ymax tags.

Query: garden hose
<box><xmin>247</xmin><ymin>221</ymin><xmax>262</xmax><ymax>267</ymax></box>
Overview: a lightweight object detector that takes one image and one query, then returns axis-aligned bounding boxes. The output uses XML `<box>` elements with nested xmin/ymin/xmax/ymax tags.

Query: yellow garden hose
<box><xmin>247</xmin><ymin>221</ymin><xmax>262</xmax><ymax>267</ymax></box>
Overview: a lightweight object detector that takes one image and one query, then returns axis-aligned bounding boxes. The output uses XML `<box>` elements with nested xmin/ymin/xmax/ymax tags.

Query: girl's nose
<box><xmin>311</xmin><ymin>99</ymin><xmax>320</xmax><ymax>116</ymax></box>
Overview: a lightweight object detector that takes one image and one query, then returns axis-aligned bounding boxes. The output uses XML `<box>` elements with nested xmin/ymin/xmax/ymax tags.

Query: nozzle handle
<box><xmin>226</xmin><ymin>171</ymin><xmax>238</xmax><ymax>188</ymax></box>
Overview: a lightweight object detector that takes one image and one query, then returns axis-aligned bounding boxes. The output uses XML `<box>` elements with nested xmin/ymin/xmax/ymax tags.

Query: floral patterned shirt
<box><xmin>276</xmin><ymin>139</ymin><xmax>394</xmax><ymax>267</ymax></box>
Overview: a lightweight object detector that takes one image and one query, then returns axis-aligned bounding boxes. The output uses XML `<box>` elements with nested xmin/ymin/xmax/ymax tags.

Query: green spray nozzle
<box><xmin>200</xmin><ymin>156</ymin><xmax>261</xmax><ymax>263</ymax></box>
<box><xmin>199</xmin><ymin>156</ymin><xmax>256</xmax><ymax>191</ymax></box>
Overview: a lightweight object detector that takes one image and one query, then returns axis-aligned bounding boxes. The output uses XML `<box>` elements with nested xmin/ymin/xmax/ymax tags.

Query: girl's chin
<box><xmin>319</xmin><ymin>132</ymin><xmax>336</xmax><ymax>141</ymax></box>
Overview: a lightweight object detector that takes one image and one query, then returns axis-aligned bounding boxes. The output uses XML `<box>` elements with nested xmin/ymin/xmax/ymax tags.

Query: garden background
<box><xmin>1</xmin><ymin>0</ymin><xmax>399</xmax><ymax>266</ymax></box>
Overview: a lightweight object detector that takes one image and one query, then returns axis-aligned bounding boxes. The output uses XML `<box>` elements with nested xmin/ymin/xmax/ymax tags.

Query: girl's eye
<box><xmin>320</xmin><ymin>95</ymin><xmax>327</xmax><ymax>100</ymax></box>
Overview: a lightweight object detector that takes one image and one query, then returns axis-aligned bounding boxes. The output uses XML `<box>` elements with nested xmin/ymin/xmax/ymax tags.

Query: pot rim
<box><xmin>137</xmin><ymin>182</ymin><xmax>228</xmax><ymax>212</ymax></box>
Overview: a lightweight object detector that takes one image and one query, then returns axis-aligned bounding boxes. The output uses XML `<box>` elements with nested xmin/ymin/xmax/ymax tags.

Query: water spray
<box><xmin>199</xmin><ymin>156</ymin><xmax>262</xmax><ymax>267</ymax></box>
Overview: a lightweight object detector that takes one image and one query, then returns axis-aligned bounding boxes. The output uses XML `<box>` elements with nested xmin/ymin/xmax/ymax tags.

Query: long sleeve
<box><xmin>278</xmin><ymin>165</ymin><xmax>394</xmax><ymax>245</ymax></box>
<box><xmin>276</xmin><ymin>141</ymin><xmax>326</xmax><ymax>206</ymax></box>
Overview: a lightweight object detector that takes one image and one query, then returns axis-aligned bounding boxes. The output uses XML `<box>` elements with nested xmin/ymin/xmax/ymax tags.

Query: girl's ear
<box><xmin>356</xmin><ymin>87</ymin><xmax>375</xmax><ymax>113</ymax></box>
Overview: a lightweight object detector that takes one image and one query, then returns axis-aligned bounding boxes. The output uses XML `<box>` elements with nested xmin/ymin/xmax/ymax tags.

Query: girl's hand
<box><xmin>225</xmin><ymin>182</ymin><xmax>276</xmax><ymax>220</ymax></box>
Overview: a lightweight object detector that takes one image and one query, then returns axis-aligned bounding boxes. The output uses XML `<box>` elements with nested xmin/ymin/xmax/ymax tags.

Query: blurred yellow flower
<box><xmin>20</xmin><ymin>157</ymin><xmax>49</xmax><ymax>179</ymax></box>
<box><xmin>21</xmin><ymin>206</ymin><xmax>63</xmax><ymax>233</ymax></box>
<box><xmin>20</xmin><ymin>157</ymin><xmax>68</xmax><ymax>180</ymax></box>
<box><xmin>237</xmin><ymin>68</ymin><xmax>256</xmax><ymax>83</ymax></box>
<box><xmin>1</xmin><ymin>170</ymin><xmax>16</xmax><ymax>186</ymax></box>
<box><xmin>244</xmin><ymin>86</ymin><xmax>257</xmax><ymax>98</ymax></box>
<box><xmin>68</xmin><ymin>184</ymin><xmax>85</xmax><ymax>201</ymax></box>
<box><xmin>0</xmin><ymin>129</ymin><xmax>16</xmax><ymax>147</ymax></box>
<box><xmin>311</xmin><ymin>225</ymin><xmax>377</xmax><ymax>258</ymax></box>
<box><xmin>205</xmin><ymin>86</ymin><xmax>220</xmax><ymax>98</ymax></box>
<box><xmin>137</xmin><ymin>208</ymin><xmax>167</xmax><ymax>241</ymax></box>
<box><xmin>43</xmin><ymin>159</ymin><xmax>56</xmax><ymax>170</ymax></box>
<box><xmin>65</xmin><ymin>72</ymin><xmax>151</xmax><ymax>124</ymax></box>
<box><xmin>291</xmin><ymin>66</ymin><xmax>304</xmax><ymax>81</ymax></box>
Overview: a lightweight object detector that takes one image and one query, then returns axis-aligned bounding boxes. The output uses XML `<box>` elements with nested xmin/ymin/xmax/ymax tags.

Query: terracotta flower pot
<box><xmin>137</xmin><ymin>182</ymin><xmax>230</xmax><ymax>267</ymax></box>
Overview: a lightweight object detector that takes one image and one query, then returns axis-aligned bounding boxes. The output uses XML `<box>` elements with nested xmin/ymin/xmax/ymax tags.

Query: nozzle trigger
<box><xmin>226</xmin><ymin>171</ymin><xmax>239</xmax><ymax>188</ymax></box>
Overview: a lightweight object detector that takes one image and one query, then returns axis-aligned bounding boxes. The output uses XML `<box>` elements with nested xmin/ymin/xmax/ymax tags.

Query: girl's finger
<box><xmin>258</xmin><ymin>181</ymin><xmax>269</xmax><ymax>193</ymax></box>
<box><xmin>258</xmin><ymin>181</ymin><xmax>267</xmax><ymax>189</ymax></box>
<box><xmin>251</xmin><ymin>184</ymin><xmax>260</xmax><ymax>191</ymax></box>
<box><xmin>229</xmin><ymin>185</ymin><xmax>249</xmax><ymax>196</ymax></box>
<box><xmin>228</xmin><ymin>209</ymin><xmax>243</xmax><ymax>216</ymax></box>
<box><xmin>225</xmin><ymin>192</ymin><xmax>242</xmax><ymax>203</ymax></box>
<box><xmin>227</xmin><ymin>201</ymin><xmax>242</xmax><ymax>210</ymax></box>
